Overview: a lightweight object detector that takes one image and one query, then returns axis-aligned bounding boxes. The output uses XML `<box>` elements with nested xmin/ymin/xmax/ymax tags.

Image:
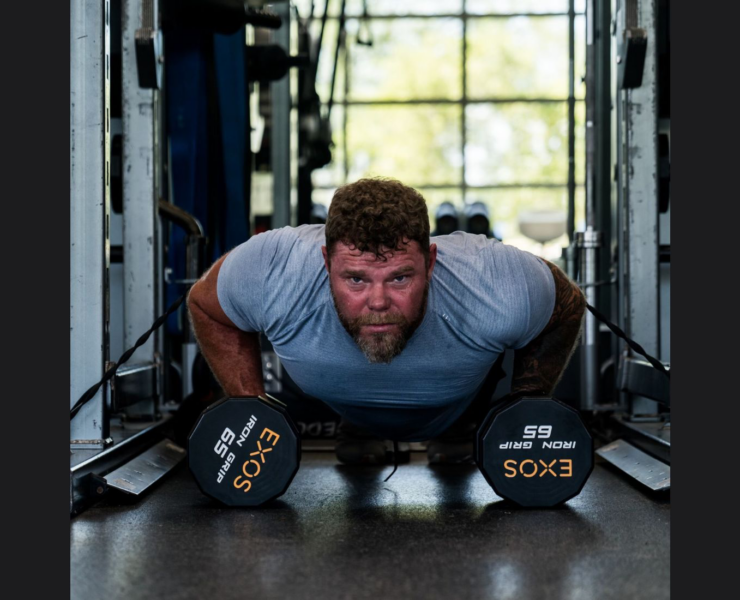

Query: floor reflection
<box><xmin>71</xmin><ymin>454</ymin><xmax>667</xmax><ymax>600</ymax></box>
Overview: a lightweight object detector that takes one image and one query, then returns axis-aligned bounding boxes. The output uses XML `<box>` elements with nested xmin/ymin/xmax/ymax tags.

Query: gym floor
<box><xmin>70</xmin><ymin>453</ymin><xmax>670</xmax><ymax>600</ymax></box>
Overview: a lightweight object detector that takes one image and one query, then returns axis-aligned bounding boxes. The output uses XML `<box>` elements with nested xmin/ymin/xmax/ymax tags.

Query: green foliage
<box><xmin>346</xmin><ymin>105</ymin><xmax>461</xmax><ymax>185</ymax></box>
<box><xmin>350</xmin><ymin>19</ymin><xmax>462</xmax><ymax>101</ymax></box>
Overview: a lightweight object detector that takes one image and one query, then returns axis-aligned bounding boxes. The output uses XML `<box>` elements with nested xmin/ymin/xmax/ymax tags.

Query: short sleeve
<box><xmin>216</xmin><ymin>233</ymin><xmax>271</xmax><ymax>332</ymax></box>
<box><xmin>483</xmin><ymin>244</ymin><xmax>556</xmax><ymax>350</ymax></box>
<box><xmin>215</xmin><ymin>226</ymin><xmax>328</xmax><ymax>336</ymax></box>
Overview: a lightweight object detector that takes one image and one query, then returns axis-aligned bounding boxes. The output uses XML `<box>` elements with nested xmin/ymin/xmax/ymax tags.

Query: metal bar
<box><xmin>461</xmin><ymin>0</ymin><xmax>467</xmax><ymax>200</ymax></box>
<box><xmin>597</xmin><ymin>439</ymin><xmax>670</xmax><ymax>491</ymax></box>
<box><xmin>157</xmin><ymin>200</ymin><xmax>204</xmax><ymax>399</ymax></box>
<box><xmin>158</xmin><ymin>198</ymin><xmax>204</xmax><ymax>237</ymax></box>
<box><xmin>327</xmin><ymin>0</ymin><xmax>347</xmax><ymax>121</ymax></box>
<box><xmin>314</xmin><ymin>183</ymin><xmax>578</xmax><ymax>190</ymax></box>
<box><xmin>154</xmin><ymin>54</ymin><xmax>166</xmax><ymax>394</ymax></box>
<box><xmin>313</xmin><ymin>0</ymin><xmax>331</xmax><ymax>84</ymax></box>
<box><xmin>567</xmin><ymin>0</ymin><xmax>576</xmax><ymax>240</ymax></box>
<box><xmin>122</xmin><ymin>0</ymin><xmax>159</xmax><ymax>373</ymax></box>
<box><xmin>103</xmin><ymin>438</ymin><xmax>186</xmax><ymax>495</ymax></box>
<box><xmin>577</xmin><ymin>229</ymin><xmax>601</xmax><ymax>410</ymax></box>
<box><xmin>577</xmin><ymin>0</ymin><xmax>602</xmax><ymax>411</ymax></box>
<box><xmin>343</xmin><ymin>32</ymin><xmax>349</xmax><ymax>183</ymax></box>
<box><xmin>70</xmin><ymin>417</ymin><xmax>172</xmax><ymax>515</ymax></box>
<box><xmin>334</xmin><ymin>97</ymin><xmax>573</xmax><ymax>105</ymax></box>
<box><xmin>624</xmin><ymin>0</ymin><xmax>660</xmax><ymax>419</ymax></box>
<box><xmin>594</xmin><ymin>0</ymin><xmax>613</xmax><ymax>316</ymax></box>
<box><xmin>71</xmin><ymin>0</ymin><xmax>111</xmax><ymax>446</ymax></box>
<box><xmin>616</xmin><ymin>1</ymin><xmax>627</xmax><ymax>412</ymax></box>
<box><xmin>271</xmin><ymin>1</ymin><xmax>292</xmax><ymax>228</ymax></box>
<box><xmin>313</xmin><ymin>13</ymin><xmax>584</xmax><ymax>20</ymax></box>
<box><xmin>584</xmin><ymin>0</ymin><xmax>596</xmax><ymax>230</ymax></box>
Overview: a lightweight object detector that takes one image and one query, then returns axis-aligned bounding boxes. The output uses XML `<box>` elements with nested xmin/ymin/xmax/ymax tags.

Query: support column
<box><xmin>121</xmin><ymin>0</ymin><xmax>160</xmax><ymax>415</ymax></box>
<box><xmin>70</xmin><ymin>0</ymin><xmax>111</xmax><ymax>446</ymax></box>
<box><xmin>271</xmin><ymin>1</ymin><xmax>292</xmax><ymax>228</ymax></box>
<box><xmin>618</xmin><ymin>0</ymin><xmax>660</xmax><ymax>418</ymax></box>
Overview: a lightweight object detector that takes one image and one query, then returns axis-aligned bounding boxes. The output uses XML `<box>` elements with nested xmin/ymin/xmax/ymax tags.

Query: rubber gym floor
<box><xmin>70</xmin><ymin>452</ymin><xmax>670</xmax><ymax>600</ymax></box>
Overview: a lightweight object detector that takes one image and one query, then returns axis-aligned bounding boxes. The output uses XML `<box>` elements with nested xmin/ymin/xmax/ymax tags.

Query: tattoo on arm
<box><xmin>510</xmin><ymin>259</ymin><xmax>586</xmax><ymax>397</ymax></box>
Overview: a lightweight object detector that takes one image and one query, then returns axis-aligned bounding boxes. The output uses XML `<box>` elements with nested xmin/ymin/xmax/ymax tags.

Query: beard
<box><xmin>331</xmin><ymin>283</ymin><xmax>429</xmax><ymax>364</ymax></box>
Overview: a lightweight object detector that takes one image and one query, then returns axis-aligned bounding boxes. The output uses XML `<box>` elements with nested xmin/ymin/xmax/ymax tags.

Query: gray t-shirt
<box><xmin>217</xmin><ymin>225</ymin><xmax>555</xmax><ymax>441</ymax></box>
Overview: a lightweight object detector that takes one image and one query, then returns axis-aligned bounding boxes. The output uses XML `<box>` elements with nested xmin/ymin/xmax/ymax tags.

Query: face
<box><xmin>322</xmin><ymin>240</ymin><xmax>438</xmax><ymax>364</ymax></box>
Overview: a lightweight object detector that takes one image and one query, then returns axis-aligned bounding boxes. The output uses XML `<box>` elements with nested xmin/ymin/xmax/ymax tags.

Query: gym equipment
<box><xmin>432</xmin><ymin>201</ymin><xmax>460</xmax><ymax>236</ymax></box>
<box><xmin>465</xmin><ymin>201</ymin><xmax>495</xmax><ymax>238</ymax></box>
<box><xmin>617</xmin><ymin>27</ymin><xmax>648</xmax><ymax>89</ymax></box>
<box><xmin>518</xmin><ymin>210</ymin><xmax>567</xmax><ymax>244</ymax></box>
<box><xmin>476</xmin><ymin>397</ymin><xmax>593</xmax><ymax>507</ymax></box>
<box><xmin>245</xmin><ymin>45</ymin><xmax>309</xmax><ymax>83</ymax></box>
<box><xmin>188</xmin><ymin>395</ymin><xmax>301</xmax><ymax>506</ymax></box>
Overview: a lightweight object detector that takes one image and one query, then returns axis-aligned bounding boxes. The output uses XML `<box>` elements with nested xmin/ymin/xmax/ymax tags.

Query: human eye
<box><xmin>393</xmin><ymin>275</ymin><xmax>408</xmax><ymax>283</ymax></box>
<box><xmin>348</xmin><ymin>276</ymin><xmax>364</xmax><ymax>284</ymax></box>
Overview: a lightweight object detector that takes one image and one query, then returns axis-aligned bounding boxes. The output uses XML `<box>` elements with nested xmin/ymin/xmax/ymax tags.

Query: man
<box><xmin>187</xmin><ymin>178</ymin><xmax>585</xmax><ymax>464</ymax></box>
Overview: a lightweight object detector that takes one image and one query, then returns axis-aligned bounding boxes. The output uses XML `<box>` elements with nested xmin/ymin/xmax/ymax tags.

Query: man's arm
<box><xmin>187</xmin><ymin>255</ymin><xmax>265</xmax><ymax>397</ymax></box>
<box><xmin>510</xmin><ymin>259</ymin><xmax>586</xmax><ymax>397</ymax></box>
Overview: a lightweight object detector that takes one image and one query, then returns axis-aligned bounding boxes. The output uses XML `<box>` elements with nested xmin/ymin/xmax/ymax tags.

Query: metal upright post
<box><xmin>121</xmin><ymin>0</ymin><xmax>160</xmax><ymax>416</ymax></box>
<box><xmin>271</xmin><ymin>1</ymin><xmax>292</xmax><ymax>228</ymax></box>
<box><xmin>567</xmin><ymin>0</ymin><xmax>576</xmax><ymax>242</ymax></box>
<box><xmin>628</xmin><ymin>0</ymin><xmax>660</xmax><ymax>419</ymax></box>
<box><xmin>577</xmin><ymin>229</ymin><xmax>602</xmax><ymax>410</ymax></box>
<box><xmin>620</xmin><ymin>0</ymin><xmax>660</xmax><ymax>419</ymax></box>
<box><xmin>578</xmin><ymin>0</ymin><xmax>602</xmax><ymax>411</ymax></box>
<box><xmin>70</xmin><ymin>0</ymin><xmax>112</xmax><ymax>447</ymax></box>
<box><xmin>595</xmin><ymin>0</ymin><xmax>614</xmax><ymax>314</ymax></box>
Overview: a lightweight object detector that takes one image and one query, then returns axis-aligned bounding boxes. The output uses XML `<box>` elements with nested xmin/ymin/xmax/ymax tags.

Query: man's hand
<box><xmin>510</xmin><ymin>259</ymin><xmax>586</xmax><ymax>397</ymax></box>
<box><xmin>187</xmin><ymin>255</ymin><xmax>266</xmax><ymax>397</ymax></box>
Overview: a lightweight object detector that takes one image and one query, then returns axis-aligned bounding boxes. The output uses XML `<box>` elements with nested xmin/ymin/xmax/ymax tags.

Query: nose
<box><xmin>367</xmin><ymin>283</ymin><xmax>391</xmax><ymax>312</ymax></box>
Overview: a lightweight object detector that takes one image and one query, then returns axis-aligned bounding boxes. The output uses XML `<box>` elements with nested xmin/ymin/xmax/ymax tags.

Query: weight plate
<box><xmin>188</xmin><ymin>396</ymin><xmax>301</xmax><ymax>506</ymax></box>
<box><xmin>476</xmin><ymin>397</ymin><xmax>593</xmax><ymax>507</ymax></box>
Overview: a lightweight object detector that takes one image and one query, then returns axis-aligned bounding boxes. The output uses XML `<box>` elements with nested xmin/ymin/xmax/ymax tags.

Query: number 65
<box><xmin>523</xmin><ymin>425</ymin><xmax>552</xmax><ymax>439</ymax></box>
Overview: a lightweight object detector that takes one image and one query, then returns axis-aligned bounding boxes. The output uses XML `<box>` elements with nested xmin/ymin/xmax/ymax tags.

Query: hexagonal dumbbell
<box><xmin>188</xmin><ymin>395</ymin><xmax>301</xmax><ymax>506</ymax></box>
<box><xmin>476</xmin><ymin>397</ymin><xmax>593</xmax><ymax>507</ymax></box>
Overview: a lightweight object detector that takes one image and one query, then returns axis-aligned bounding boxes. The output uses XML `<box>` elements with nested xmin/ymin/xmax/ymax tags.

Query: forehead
<box><xmin>329</xmin><ymin>241</ymin><xmax>425</xmax><ymax>269</ymax></box>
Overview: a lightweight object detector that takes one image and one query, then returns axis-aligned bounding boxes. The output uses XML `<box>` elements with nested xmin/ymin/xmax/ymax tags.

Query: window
<box><xmin>293</xmin><ymin>0</ymin><xmax>585</xmax><ymax>258</ymax></box>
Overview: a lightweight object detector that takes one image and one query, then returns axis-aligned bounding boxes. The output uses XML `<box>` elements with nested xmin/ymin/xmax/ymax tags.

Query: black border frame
<box><xmin>670</xmin><ymin>0</ymin><xmax>737</xmax><ymax>597</ymax></box>
<box><xmin>8</xmin><ymin>1</ymin><xmax>70</xmax><ymax>597</ymax></box>
<box><xmin>6</xmin><ymin>0</ymin><xmax>737</xmax><ymax>597</ymax></box>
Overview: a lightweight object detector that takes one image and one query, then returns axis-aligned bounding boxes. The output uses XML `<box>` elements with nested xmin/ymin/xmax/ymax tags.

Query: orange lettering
<box><xmin>504</xmin><ymin>460</ymin><xmax>517</xmax><ymax>478</ymax></box>
<box><xmin>560</xmin><ymin>459</ymin><xmax>573</xmax><ymax>477</ymax></box>
<box><xmin>250</xmin><ymin>440</ymin><xmax>273</xmax><ymax>463</ymax></box>
<box><xmin>539</xmin><ymin>459</ymin><xmax>557</xmax><ymax>477</ymax></box>
<box><xmin>520</xmin><ymin>459</ymin><xmax>537</xmax><ymax>478</ymax></box>
<box><xmin>260</xmin><ymin>428</ymin><xmax>280</xmax><ymax>446</ymax></box>
<box><xmin>242</xmin><ymin>459</ymin><xmax>261</xmax><ymax>478</ymax></box>
<box><xmin>233</xmin><ymin>476</ymin><xmax>252</xmax><ymax>492</ymax></box>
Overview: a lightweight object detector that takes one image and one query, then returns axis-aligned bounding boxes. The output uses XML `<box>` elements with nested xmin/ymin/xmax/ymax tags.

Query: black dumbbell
<box><xmin>188</xmin><ymin>395</ymin><xmax>301</xmax><ymax>506</ymax></box>
<box><xmin>476</xmin><ymin>397</ymin><xmax>593</xmax><ymax>507</ymax></box>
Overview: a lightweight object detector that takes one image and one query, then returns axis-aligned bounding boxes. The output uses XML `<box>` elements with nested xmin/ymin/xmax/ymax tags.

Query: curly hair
<box><xmin>325</xmin><ymin>178</ymin><xmax>430</xmax><ymax>264</ymax></box>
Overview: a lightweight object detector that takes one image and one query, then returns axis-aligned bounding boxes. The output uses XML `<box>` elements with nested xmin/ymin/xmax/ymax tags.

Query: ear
<box><xmin>321</xmin><ymin>245</ymin><xmax>330</xmax><ymax>274</ymax></box>
<box><xmin>427</xmin><ymin>243</ymin><xmax>438</xmax><ymax>279</ymax></box>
